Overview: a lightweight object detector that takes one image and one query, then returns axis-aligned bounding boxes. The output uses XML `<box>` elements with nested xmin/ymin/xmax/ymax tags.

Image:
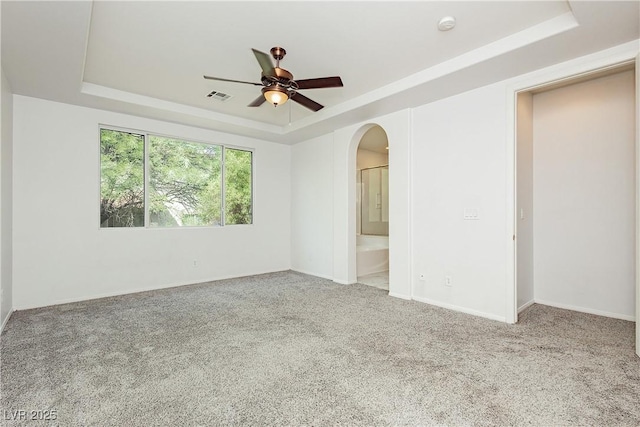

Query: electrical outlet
<box><xmin>193</xmin><ymin>260</ymin><xmax>198</xmax><ymax>268</ymax></box>
<box><xmin>445</xmin><ymin>276</ymin><xmax>452</xmax><ymax>287</ymax></box>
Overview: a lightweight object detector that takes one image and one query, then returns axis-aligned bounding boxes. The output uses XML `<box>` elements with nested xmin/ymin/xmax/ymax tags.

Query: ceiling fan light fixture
<box><xmin>262</xmin><ymin>85</ymin><xmax>289</xmax><ymax>107</ymax></box>
<box><xmin>205</xmin><ymin>47</ymin><xmax>342</xmax><ymax>112</ymax></box>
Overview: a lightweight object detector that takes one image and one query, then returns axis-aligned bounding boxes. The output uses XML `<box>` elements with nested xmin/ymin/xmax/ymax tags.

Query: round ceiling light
<box><xmin>262</xmin><ymin>85</ymin><xmax>289</xmax><ymax>107</ymax></box>
<box><xmin>438</xmin><ymin>16</ymin><xmax>456</xmax><ymax>31</ymax></box>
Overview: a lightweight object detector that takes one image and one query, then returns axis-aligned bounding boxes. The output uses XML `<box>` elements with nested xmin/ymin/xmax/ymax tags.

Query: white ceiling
<box><xmin>2</xmin><ymin>1</ymin><xmax>639</xmax><ymax>144</ymax></box>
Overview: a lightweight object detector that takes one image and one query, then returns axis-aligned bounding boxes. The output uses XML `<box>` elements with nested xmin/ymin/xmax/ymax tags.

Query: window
<box><xmin>224</xmin><ymin>148</ymin><xmax>253</xmax><ymax>225</ymax></box>
<box><xmin>100</xmin><ymin>129</ymin><xmax>145</xmax><ymax>227</ymax></box>
<box><xmin>149</xmin><ymin>136</ymin><xmax>222</xmax><ymax>227</ymax></box>
<box><xmin>100</xmin><ymin>128</ymin><xmax>253</xmax><ymax>228</ymax></box>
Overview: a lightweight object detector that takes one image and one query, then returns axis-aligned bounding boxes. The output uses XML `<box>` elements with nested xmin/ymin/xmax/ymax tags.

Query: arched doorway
<box><xmin>332</xmin><ymin>110</ymin><xmax>412</xmax><ymax>300</ymax></box>
<box><xmin>355</xmin><ymin>126</ymin><xmax>389</xmax><ymax>290</ymax></box>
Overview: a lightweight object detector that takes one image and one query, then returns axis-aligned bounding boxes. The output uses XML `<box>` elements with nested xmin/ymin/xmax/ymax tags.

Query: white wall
<box><xmin>332</xmin><ymin>110</ymin><xmax>412</xmax><ymax>300</ymax></box>
<box><xmin>287</xmin><ymin>84</ymin><xmax>517</xmax><ymax>320</ymax></box>
<box><xmin>517</xmin><ymin>92</ymin><xmax>534</xmax><ymax>311</ymax></box>
<box><xmin>290</xmin><ymin>134</ymin><xmax>334</xmax><ymax>279</ymax></box>
<box><xmin>411</xmin><ymin>82</ymin><xmax>509</xmax><ymax>321</ymax></box>
<box><xmin>290</xmin><ymin>85</ymin><xmax>520</xmax><ymax>320</ymax></box>
<box><xmin>287</xmin><ymin>44</ymin><xmax>639</xmax><ymax>323</ymax></box>
<box><xmin>12</xmin><ymin>96</ymin><xmax>291</xmax><ymax>310</ymax></box>
<box><xmin>532</xmin><ymin>70</ymin><xmax>636</xmax><ymax>320</ymax></box>
<box><xmin>290</xmin><ymin>115</ymin><xmax>411</xmax><ymax>291</ymax></box>
<box><xmin>1</xmin><ymin>67</ymin><xmax>13</xmax><ymax>328</ymax></box>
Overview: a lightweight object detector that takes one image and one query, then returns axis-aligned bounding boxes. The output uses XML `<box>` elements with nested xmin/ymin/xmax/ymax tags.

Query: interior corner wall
<box><xmin>516</xmin><ymin>92</ymin><xmax>534</xmax><ymax>311</ymax></box>
<box><xmin>290</xmin><ymin>133</ymin><xmax>334</xmax><ymax>279</ymax></box>
<box><xmin>12</xmin><ymin>95</ymin><xmax>291</xmax><ymax>310</ymax></box>
<box><xmin>291</xmin><ymin>84</ymin><xmax>511</xmax><ymax>320</ymax></box>
<box><xmin>411</xmin><ymin>82</ymin><xmax>509</xmax><ymax>321</ymax></box>
<box><xmin>0</xmin><ymin>67</ymin><xmax>14</xmax><ymax>327</ymax></box>
<box><xmin>532</xmin><ymin>70</ymin><xmax>636</xmax><ymax>320</ymax></box>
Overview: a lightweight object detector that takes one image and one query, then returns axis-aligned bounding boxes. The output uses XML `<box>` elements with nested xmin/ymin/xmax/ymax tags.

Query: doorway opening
<box><xmin>355</xmin><ymin>125</ymin><xmax>389</xmax><ymax>290</ymax></box>
<box><xmin>515</xmin><ymin>63</ymin><xmax>636</xmax><ymax>324</ymax></box>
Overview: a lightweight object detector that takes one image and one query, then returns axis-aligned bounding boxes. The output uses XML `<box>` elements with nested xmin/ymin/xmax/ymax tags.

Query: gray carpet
<box><xmin>1</xmin><ymin>271</ymin><xmax>639</xmax><ymax>426</ymax></box>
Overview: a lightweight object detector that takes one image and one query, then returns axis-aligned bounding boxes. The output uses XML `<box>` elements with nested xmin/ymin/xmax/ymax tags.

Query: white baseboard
<box><xmin>534</xmin><ymin>299</ymin><xmax>635</xmax><ymax>321</ymax></box>
<box><xmin>290</xmin><ymin>268</ymin><xmax>334</xmax><ymax>281</ymax></box>
<box><xmin>1</xmin><ymin>309</ymin><xmax>13</xmax><ymax>335</ymax></box>
<box><xmin>332</xmin><ymin>279</ymin><xmax>355</xmax><ymax>285</ymax></box>
<box><xmin>412</xmin><ymin>296</ymin><xmax>506</xmax><ymax>323</ymax></box>
<box><xmin>388</xmin><ymin>292</ymin><xmax>411</xmax><ymax>300</ymax></box>
<box><xmin>518</xmin><ymin>299</ymin><xmax>535</xmax><ymax>313</ymax></box>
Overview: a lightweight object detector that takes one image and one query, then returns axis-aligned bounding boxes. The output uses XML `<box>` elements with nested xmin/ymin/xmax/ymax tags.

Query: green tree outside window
<box><xmin>100</xmin><ymin>129</ymin><xmax>252</xmax><ymax>228</ymax></box>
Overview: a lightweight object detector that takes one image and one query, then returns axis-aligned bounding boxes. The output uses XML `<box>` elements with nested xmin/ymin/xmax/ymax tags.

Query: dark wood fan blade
<box><xmin>291</xmin><ymin>92</ymin><xmax>324</xmax><ymax>112</ymax></box>
<box><xmin>203</xmin><ymin>75</ymin><xmax>262</xmax><ymax>86</ymax></box>
<box><xmin>248</xmin><ymin>95</ymin><xmax>267</xmax><ymax>107</ymax></box>
<box><xmin>295</xmin><ymin>76</ymin><xmax>343</xmax><ymax>90</ymax></box>
<box><xmin>251</xmin><ymin>49</ymin><xmax>276</xmax><ymax>77</ymax></box>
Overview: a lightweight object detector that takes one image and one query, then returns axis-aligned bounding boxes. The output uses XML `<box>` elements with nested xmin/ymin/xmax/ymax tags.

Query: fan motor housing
<box><xmin>203</xmin><ymin>46</ymin><xmax>342</xmax><ymax>112</ymax></box>
<box><xmin>261</xmin><ymin>67</ymin><xmax>294</xmax><ymax>87</ymax></box>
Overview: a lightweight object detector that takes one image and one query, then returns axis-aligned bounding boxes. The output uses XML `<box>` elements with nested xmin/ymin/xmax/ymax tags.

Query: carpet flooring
<box><xmin>1</xmin><ymin>271</ymin><xmax>639</xmax><ymax>426</ymax></box>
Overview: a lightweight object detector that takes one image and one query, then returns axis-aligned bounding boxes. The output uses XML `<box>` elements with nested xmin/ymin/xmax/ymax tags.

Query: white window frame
<box><xmin>99</xmin><ymin>124</ymin><xmax>255</xmax><ymax>229</ymax></box>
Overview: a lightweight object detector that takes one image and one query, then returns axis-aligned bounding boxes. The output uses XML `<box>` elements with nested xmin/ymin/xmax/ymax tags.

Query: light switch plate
<box><xmin>463</xmin><ymin>208</ymin><xmax>479</xmax><ymax>220</ymax></box>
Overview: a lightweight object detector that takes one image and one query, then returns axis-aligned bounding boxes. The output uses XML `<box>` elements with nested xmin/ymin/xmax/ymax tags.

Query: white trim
<box><xmin>388</xmin><ymin>292</ymin><xmax>411</xmax><ymax>301</ymax></box>
<box><xmin>535</xmin><ymin>299</ymin><xmax>635</xmax><ymax>322</ymax></box>
<box><xmin>1</xmin><ymin>309</ymin><xmax>13</xmax><ymax>335</ymax></box>
<box><xmin>78</xmin><ymin>1</ymin><xmax>94</xmax><ymax>89</ymax></box>
<box><xmin>143</xmin><ymin>132</ymin><xmax>150</xmax><ymax>226</ymax></box>
<box><xmin>518</xmin><ymin>299</ymin><xmax>535</xmax><ymax>313</ymax></box>
<box><xmin>12</xmin><ymin>269</ymin><xmax>290</xmax><ymax>311</ymax></box>
<box><xmin>506</xmin><ymin>39</ymin><xmax>640</xmax><ymax>324</ymax></box>
<box><xmin>407</xmin><ymin>109</ymin><xmax>414</xmax><ymax>301</ymax></box>
<box><xmin>290</xmin><ymin>268</ymin><xmax>334</xmax><ymax>281</ymax></box>
<box><xmin>505</xmin><ymin>40</ymin><xmax>639</xmax><ymax>95</ymax></box>
<box><xmin>412</xmin><ymin>296</ymin><xmax>506</xmax><ymax>323</ymax></box>
<box><xmin>83</xmin><ymin>83</ymin><xmax>283</xmax><ymax>135</ymax></box>
<box><xmin>221</xmin><ymin>144</ymin><xmax>226</xmax><ymax>226</ymax></box>
<box><xmin>333</xmin><ymin>279</ymin><xmax>354</xmax><ymax>286</ymax></box>
<box><xmin>98</xmin><ymin>124</ymin><xmax>255</xmax><ymax>229</ymax></box>
<box><xmin>286</xmin><ymin>12</ymin><xmax>578</xmax><ymax>134</ymax></box>
<box><xmin>635</xmin><ymin>53</ymin><xmax>640</xmax><ymax>357</ymax></box>
<box><xmin>82</xmin><ymin>12</ymin><xmax>578</xmax><ymax>139</ymax></box>
<box><xmin>505</xmin><ymin>82</ymin><xmax>517</xmax><ymax>324</ymax></box>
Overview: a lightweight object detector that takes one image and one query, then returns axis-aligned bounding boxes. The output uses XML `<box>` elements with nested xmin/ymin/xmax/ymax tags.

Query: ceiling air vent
<box><xmin>206</xmin><ymin>90</ymin><xmax>232</xmax><ymax>102</ymax></box>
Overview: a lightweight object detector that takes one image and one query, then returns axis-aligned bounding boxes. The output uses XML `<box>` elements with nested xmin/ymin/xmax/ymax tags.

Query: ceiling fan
<box><xmin>204</xmin><ymin>47</ymin><xmax>343</xmax><ymax>112</ymax></box>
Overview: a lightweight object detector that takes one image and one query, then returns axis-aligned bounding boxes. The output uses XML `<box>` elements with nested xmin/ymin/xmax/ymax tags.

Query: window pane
<box><xmin>224</xmin><ymin>148</ymin><xmax>253</xmax><ymax>225</ymax></box>
<box><xmin>100</xmin><ymin>129</ymin><xmax>145</xmax><ymax>227</ymax></box>
<box><xmin>149</xmin><ymin>136</ymin><xmax>222</xmax><ymax>227</ymax></box>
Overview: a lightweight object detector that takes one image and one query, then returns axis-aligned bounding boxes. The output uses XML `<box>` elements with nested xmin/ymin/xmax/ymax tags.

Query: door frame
<box><xmin>635</xmin><ymin>52</ymin><xmax>639</xmax><ymax>358</ymax></box>
<box><xmin>505</xmin><ymin>41</ymin><xmax>639</xmax><ymax>356</ymax></box>
<box><xmin>332</xmin><ymin>110</ymin><xmax>412</xmax><ymax>299</ymax></box>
